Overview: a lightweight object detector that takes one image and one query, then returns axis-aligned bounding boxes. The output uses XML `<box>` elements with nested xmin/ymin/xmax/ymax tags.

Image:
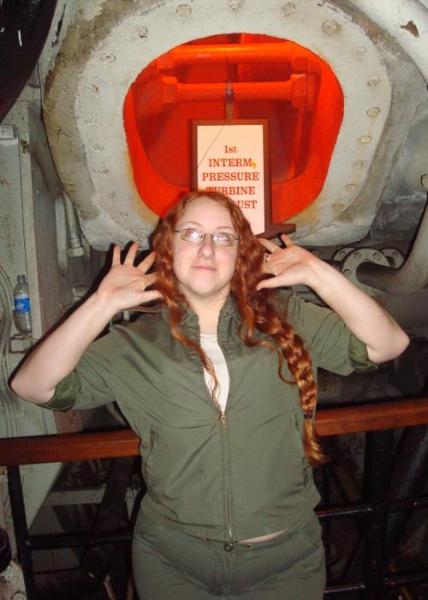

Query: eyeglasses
<box><xmin>174</xmin><ymin>228</ymin><xmax>240</xmax><ymax>246</ymax></box>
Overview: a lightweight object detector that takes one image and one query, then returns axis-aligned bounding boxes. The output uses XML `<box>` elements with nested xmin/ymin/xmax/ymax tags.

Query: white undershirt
<box><xmin>200</xmin><ymin>333</ymin><xmax>229</xmax><ymax>412</ymax></box>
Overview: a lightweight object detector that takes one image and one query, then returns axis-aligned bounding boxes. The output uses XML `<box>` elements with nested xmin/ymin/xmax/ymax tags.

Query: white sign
<box><xmin>193</xmin><ymin>121</ymin><xmax>269</xmax><ymax>234</ymax></box>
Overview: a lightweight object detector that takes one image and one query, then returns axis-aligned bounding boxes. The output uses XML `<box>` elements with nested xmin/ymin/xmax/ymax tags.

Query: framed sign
<box><xmin>193</xmin><ymin>120</ymin><xmax>273</xmax><ymax>235</ymax></box>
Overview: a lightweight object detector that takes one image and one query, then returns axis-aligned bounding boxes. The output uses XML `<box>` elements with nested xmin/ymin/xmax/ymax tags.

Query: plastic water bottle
<box><xmin>13</xmin><ymin>274</ymin><xmax>32</xmax><ymax>335</ymax></box>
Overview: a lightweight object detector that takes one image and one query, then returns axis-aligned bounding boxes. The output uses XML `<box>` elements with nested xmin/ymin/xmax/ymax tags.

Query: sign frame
<box><xmin>192</xmin><ymin>119</ymin><xmax>290</xmax><ymax>237</ymax></box>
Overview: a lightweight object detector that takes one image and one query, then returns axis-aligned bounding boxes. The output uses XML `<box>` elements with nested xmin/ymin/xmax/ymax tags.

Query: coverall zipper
<box><xmin>218</xmin><ymin>406</ymin><xmax>233</xmax><ymax>541</ymax></box>
<box><xmin>198</xmin><ymin>324</ymin><xmax>234</xmax><ymax>542</ymax></box>
<box><xmin>202</xmin><ymin>369</ymin><xmax>234</xmax><ymax>542</ymax></box>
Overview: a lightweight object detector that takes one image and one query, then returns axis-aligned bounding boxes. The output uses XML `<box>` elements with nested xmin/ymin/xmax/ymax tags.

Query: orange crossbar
<box><xmin>138</xmin><ymin>75</ymin><xmax>309</xmax><ymax>116</ymax></box>
<box><xmin>157</xmin><ymin>42</ymin><xmax>312</xmax><ymax>69</ymax></box>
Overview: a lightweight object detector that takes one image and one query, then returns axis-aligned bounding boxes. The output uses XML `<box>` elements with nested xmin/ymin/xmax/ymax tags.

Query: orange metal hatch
<box><xmin>123</xmin><ymin>33</ymin><xmax>344</xmax><ymax>222</ymax></box>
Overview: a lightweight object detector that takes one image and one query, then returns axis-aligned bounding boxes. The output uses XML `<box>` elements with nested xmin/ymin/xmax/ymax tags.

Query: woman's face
<box><xmin>172</xmin><ymin>196</ymin><xmax>239</xmax><ymax>307</ymax></box>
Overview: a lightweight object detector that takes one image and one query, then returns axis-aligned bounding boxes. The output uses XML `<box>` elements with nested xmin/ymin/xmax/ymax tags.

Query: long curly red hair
<box><xmin>152</xmin><ymin>190</ymin><xmax>325</xmax><ymax>465</ymax></box>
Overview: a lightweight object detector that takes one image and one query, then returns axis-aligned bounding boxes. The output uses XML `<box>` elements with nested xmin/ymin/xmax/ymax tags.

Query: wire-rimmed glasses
<box><xmin>174</xmin><ymin>228</ymin><xmax>240</xmax><ymax>246</ymax></box>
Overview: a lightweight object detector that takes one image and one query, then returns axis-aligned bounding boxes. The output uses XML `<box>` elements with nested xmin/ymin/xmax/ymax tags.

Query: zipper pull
<box><xmin>218</xmin><ymin>408</ymin><xmax>226</xmax><ymax>424</ymax></box>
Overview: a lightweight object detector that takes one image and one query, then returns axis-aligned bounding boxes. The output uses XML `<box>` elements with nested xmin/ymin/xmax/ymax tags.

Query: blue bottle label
<box><xmin>14</xmin><ymin>297</ymin><xmax>31</xmax><ymax>312</ymax></box>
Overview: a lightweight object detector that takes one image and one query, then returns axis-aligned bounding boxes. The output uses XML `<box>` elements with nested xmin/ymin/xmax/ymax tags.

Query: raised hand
<box><xmin>9</xmin><ymin>243</ymin><xmax>163</xmax><ymax>404</ymax></box>
<box><xmin>96</xmin><ymin>243</ymin><xmax>162</xmax><ymax>312</ymax></box>
<box><xmin>256</xmin><ymin>234</ymin><xmax>409</xmax><ymax>362</ymax></box>
<box><xmin>257</xmin><ymin>234</ymin><xmax>321</xmax><ymax>291</ymax></box>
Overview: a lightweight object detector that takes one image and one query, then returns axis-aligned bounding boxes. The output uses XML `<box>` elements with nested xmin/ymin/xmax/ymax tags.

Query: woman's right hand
<box><xmin>10</xmin><ymin>243</ymin><xmax>162</xmax><ymax>404</ymax></box>
<box><xmin>96</xmin><ymin>243</ymin><xmax>162</xmax><ymax>313</ymax></box>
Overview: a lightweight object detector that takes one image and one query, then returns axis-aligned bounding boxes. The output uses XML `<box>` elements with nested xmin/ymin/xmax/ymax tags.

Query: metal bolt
<box><xmin>353</xmin><ymin>161</ymin><xmax>364</xmax><ymax>169</ymax></box>
<box><xmin>354</xmin><ymin>252</ymin><xmax>361</xmax><ymax>260</ymax></box>
<box><xmin>0</xmin><ymin>125</ymin><xmax>16</xmax><ymax>139</ymax></box>
<box><xmin>137</xmin><ymin>26</ymin><xmax>149</xmax><ymax>38</ymax></box>
<box><xmin>176</xmin><ymin>4</ymin><xmax>192</xmax><ymax>17</ymax></box>
<box><xmin>353</xmin><ymin>46</ymin><xmax>367</xmax><ymax>57</ymax></box>
<box><xmin>373</xmin><ymin>252</ymin><xmax>382</xmax><ymax>261</ymax></box>
<box><xmin>367</xmin><ymin>76</ymin><xmax>381</xmax><ymax>88</ymax></box>
<box><xmin>343</xmin><ymin>269</ymin><xmax>352</xmax><ymax>277</ymax></box>
<box><xmin>367</xmin><ymin>107</ymin><xmax>380</xmax><ymax>117</ymax></box>
<box><xmin>345</xmin><ymin>184</ymin><xmax>356</xmax><ymax>193</ymax></box>
<box><xmin>322</xmin><ymin>19</ymin><xmax>341</xmax><ymax>36</ymax></box>
<box><xmin>359</xmin><ymin>135</ymin><xmax>372</xmax><ymax>144</ymax></box>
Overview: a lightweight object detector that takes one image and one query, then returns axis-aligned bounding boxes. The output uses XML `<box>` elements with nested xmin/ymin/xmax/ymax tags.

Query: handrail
<box><xmin>0</xmin><ymin>397</ymin><xmax>428</xmax><ymax>467</ymax></box>
<box><xmin>316</xmin><ymin>396</ymin><xmax>428</xmax><ymax>436</ymax></box>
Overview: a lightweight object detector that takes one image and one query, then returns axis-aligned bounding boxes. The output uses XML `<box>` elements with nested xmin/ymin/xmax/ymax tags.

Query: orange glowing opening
<box><xmin>124</xmin><ymin>33</ymin><xmax>344</xmax><ymax>221</ymax></box>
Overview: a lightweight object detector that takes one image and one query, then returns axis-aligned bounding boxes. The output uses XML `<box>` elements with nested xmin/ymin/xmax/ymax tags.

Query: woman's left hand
<box><xmin>256</xmin><ymin>234</ymin><xmax>320</xmax><ymax>290</ymax></box>
<box><xmin>256</xmin><ymin>234</ymin><xmax>409</xmax><ymax>363</ymax></box>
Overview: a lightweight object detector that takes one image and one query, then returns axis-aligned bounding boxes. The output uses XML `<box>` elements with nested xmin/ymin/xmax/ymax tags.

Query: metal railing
<box><xmin>1</xmin><ymin>397</ymin><xmax>428</xmax><ymax>599</ymax></box>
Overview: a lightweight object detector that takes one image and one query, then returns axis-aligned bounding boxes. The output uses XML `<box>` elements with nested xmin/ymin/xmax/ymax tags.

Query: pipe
<box><xmin>171</xmin><ymin>75</ymin><xmax>308</xmax><ymax>107</ymax></box>
<box><xmin>63</xmin><ymin>194</ymin><xmax>85</xmax><ymax>257</ymax></box>
<box><xmin>137</xmin><ymin>74</ymin><xmax>310</xmax><ymax>117</ymax></box>
<box><xmin>157</xmin><ymin>42</ymin><xmax>317</xmax><ymax>71</ymax></box>
<box><xmin>357</xmin><ymin>196</ymin><xmax>428</xmax><ymax>293</ymax></box>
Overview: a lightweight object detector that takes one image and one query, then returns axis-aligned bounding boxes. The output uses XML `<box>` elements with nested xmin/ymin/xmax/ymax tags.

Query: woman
<box><xmin>10</xmin><ymin>191</ymin><xmax>409</xmax><ymax>599</ymax></box>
